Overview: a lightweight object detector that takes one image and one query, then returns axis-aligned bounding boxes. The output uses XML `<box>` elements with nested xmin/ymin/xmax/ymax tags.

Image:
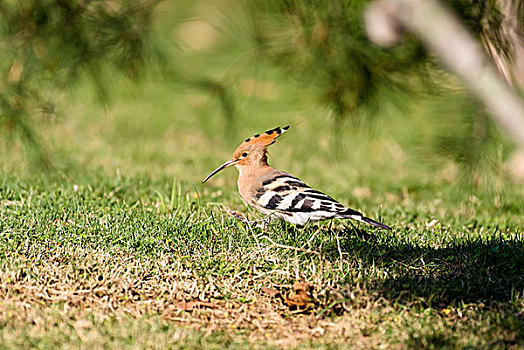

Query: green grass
<box><xmin>1</xmin><ymin>1</ymin><xmax>524</xmax><ymax>348</ymax></box>
<box><xmin>1</xmin><ymin>167</ymin><xmax>523</xmax><ymax>348</ymax></box>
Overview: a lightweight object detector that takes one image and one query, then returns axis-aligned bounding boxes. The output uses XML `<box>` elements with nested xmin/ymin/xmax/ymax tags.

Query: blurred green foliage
<box><xmin>247</xmin><ymin>0</ymin><xmax>427</xmax><ymax>127</ymax></box>
<box><xmin>0</xmin><ymin>0</ymin><xmax>242</xmax><ymax>162</ymax></box>
<box><xmin>0</xmin><ymin>0</ymin><xmax>165</xmax><ymax>88</ymax></box>
<box><xmin>244</xmin><ymin>0</ymin><xmax>517</xmax><ymax>182</ymax></box>
<box><xmin>0</xmin><ymin>0</ymin><xmax>520</xmax><ymax>184</ymax></box>
<box><xmin>0</xmin><ymin>0</ymin><xmax>165</xmax><ymax>165</ymax></box>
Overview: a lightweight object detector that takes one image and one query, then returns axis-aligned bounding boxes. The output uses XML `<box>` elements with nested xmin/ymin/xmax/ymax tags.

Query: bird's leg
<box><xmin>255</xmin><ymin>214</ymin><xmax>277</xmax><ymax>230</ymax></box>
<box><xmin>297</xmin><ymin>219</ymin><xmax>312</xmax><ymax>247</ymax></box>
<box><xmin>227</xmin><ymin>209</ymin><xmax>250</xmax><ymax>224</ymax></box>
<box><xmin>255</xmin><ymin>219</ymin><xmax>268</xmax><ymax>230</ymax></box>
<box><xmin>227</xmin><ymin>210</ymin><xmax>262</xmax><ymax>228</ymax></box>
<box><xmin>227</xmin><ymin>209</ymin><xmax>271</xmax><ymax>231</ymax></box>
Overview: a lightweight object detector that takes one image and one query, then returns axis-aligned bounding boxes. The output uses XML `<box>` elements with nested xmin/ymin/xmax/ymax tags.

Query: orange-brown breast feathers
<box><xmin>242</xmin><ymin>126</ymin><xmax>289</xmax><ymax>148</ymax></box>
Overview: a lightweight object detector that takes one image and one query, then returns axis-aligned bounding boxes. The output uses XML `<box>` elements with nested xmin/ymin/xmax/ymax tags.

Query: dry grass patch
<box><xmin>1</xmin><ymin>241</ymin><xmax>521</xmax><ymax>349</ymax></box>
<box><xmin>0</xmin><ymin>244</ymin><xmax>385</xmax><ymax>347</ymax></box>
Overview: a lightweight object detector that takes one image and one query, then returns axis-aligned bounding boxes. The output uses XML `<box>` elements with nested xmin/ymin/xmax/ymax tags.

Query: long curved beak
<box><xmin>202</xmin><ymin>159</ymin><xmax>237</xmax><ymax>183</ymax></box>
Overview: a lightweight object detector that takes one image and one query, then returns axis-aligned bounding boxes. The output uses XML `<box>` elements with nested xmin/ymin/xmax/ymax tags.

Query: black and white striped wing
<box><xmin>253</xmin><ymin>173</ymin><xmax>362</xmax><ymax>226</ymax></box>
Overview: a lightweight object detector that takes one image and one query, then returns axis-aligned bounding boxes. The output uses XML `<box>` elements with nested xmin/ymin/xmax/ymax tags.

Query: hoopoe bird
<box><xmin>203</xmin><ymin>126</ymin><xmax>391</xmax><ymax>230</ymax></box>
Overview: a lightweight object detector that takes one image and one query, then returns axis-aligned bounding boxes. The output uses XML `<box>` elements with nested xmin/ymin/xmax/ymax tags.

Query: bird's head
<box><xmin>203</xmin><ymin>126</ymin><xmax>289</xmax><ymax>183</ymax></box>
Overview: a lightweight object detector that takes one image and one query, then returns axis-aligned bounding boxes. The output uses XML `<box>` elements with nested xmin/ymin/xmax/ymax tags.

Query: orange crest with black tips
<box><xmin>239</xmin><ymin>125</ymin><xmax>290</xmax><ymax>149</ymax></box>
<box><xmin>232</xmin><ymin>126</ymin><xmax>290</xmax><ymax>160</ymax></box>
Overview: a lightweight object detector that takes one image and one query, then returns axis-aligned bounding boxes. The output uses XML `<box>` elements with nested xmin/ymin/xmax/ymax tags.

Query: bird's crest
<box><xmin>242</xmin><ymin>126</ymin><xmax>289</xmax><ymax>148</ymax></box>
<box><xmin>203</xmin><ymin>125</ymin><xmax>290</xmax><ymax>183</ymax></box>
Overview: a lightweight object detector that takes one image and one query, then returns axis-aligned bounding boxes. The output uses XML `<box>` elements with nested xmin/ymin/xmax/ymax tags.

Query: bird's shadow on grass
<box><xmin>319</xmin><ymin>225</ymin><xmax>524</xmax><ymax>308</ymax></box>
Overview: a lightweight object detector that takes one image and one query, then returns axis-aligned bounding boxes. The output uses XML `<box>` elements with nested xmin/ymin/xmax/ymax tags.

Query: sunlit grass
<box><xmin>1</xmin><ymin>165</ymin><xmax>523</xmax><ymax>348</ymax></box>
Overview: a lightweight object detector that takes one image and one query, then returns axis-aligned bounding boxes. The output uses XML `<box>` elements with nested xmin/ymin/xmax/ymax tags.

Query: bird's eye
<box><xmin>242</xmin><ymin>152</ymin><xmax>249</xmax><ymax>157</ymax></box>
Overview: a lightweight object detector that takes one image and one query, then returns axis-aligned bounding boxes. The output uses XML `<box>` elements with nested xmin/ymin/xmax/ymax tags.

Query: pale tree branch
<box><xmin>365</xmin><ymin>0</ymin><xmax>524</xmax><ymax>149</ymax></box>
<box><xmin>483</xmin><ymin>0</ymin><xmax>524</xmax><ymax>89</ymax></box>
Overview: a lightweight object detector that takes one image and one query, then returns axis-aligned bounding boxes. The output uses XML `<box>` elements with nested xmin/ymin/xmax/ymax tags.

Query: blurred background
<box><xmin>1</xmin><ymin>0</ymin><xmax>523</xmax><ymax>199</ymax></box>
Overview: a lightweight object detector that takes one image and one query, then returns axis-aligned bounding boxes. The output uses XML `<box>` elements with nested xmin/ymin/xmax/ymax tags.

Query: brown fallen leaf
<box><xmin>285</xmin><ymin>282</ymin><xmax>317</xmax><ymax>310</ymax></box>
<box><xmin>262</xmin><ymin>282</ymin><xmax>319</xmax><ymax>311</ymax></box>
<box><xmin>176</xmin><ymin>300</ymin><xmax>216</xmax><ymax>311</ymax></box>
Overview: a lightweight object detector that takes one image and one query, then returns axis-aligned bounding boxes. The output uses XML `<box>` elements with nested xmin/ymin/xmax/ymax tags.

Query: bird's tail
<box><xmin>339</xmin><ymin>209</ymin><xmax>392</xmax><ymax>230</ymax></box>
<box><xmin>360</xmin><ymin>216</ymin><xmax>392</xmax><ymax>230</ymax></box>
